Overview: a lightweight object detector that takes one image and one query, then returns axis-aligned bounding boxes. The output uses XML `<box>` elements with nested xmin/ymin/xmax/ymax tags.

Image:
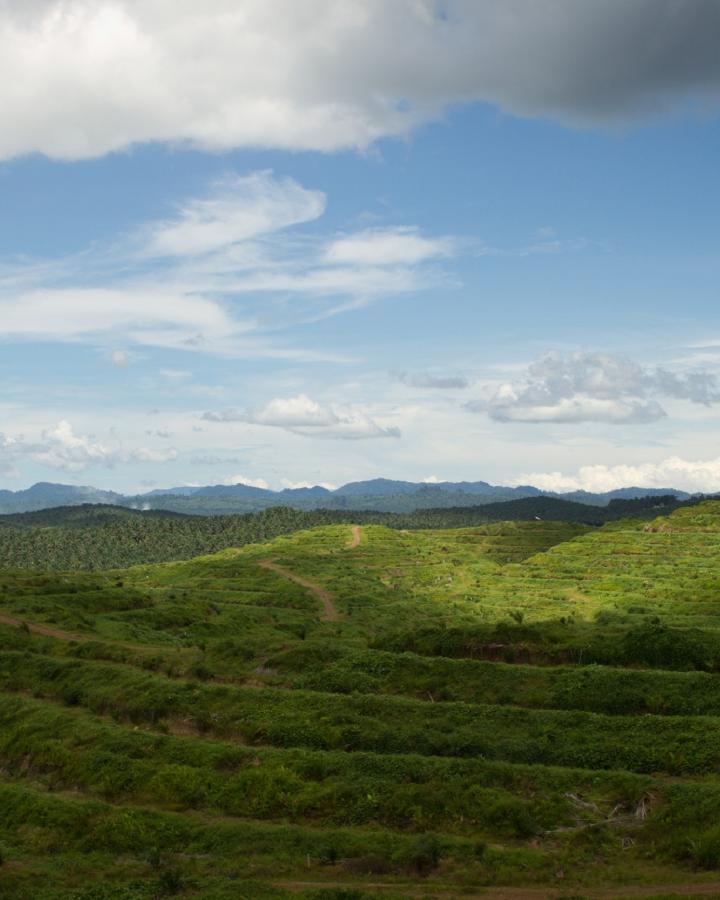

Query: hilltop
<box><xmin>0</xmin><ymin>493</ymin><xmax>690</xmax><ymax>570</ymax></box>
<box><xmin>3</xmin><ymin>502</ymin><xmax>720</xmax><ymax>896</ymax></box>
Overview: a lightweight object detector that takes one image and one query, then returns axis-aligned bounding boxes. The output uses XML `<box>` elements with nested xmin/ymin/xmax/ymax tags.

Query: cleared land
<box><xmin>2</xmin><ymin>505</ymin><xmax>720</xmax><ymax>897</ymax></box>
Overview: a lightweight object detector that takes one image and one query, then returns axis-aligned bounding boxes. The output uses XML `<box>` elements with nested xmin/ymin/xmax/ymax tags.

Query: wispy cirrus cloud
<box><xmin>139</xmin><ymin>171</ymin><xmax>326</xmax><ymax>258</ymax></box>
<box><xmin>324</xmin><ymin>227</ymin><xmax>454</xmax><ymax>267</ymax></box>
<box><xmin>0</xmin><ymin>171</ymin><xmax>454</xmax><ymax>359</ymax></box>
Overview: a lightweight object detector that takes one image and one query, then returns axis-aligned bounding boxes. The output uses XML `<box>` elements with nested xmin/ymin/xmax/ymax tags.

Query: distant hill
<box><xmin>0</xmin><ymin>493</ymin><xmax>696</xmax><ymax>570</ymax></box>
<box><xmin>0</xmin><ymin>504</ymin><xmax>186</xmax><ymax>529</ymax></box>
<box><xmin>0</xmin><ymin>478</ymin><xmax>693</xmax><ymax>515</ymax></box>
<box><xmin>0</xmin><ymin>482</ymin><xmax>122</xmax><ymax>513</ymax></box>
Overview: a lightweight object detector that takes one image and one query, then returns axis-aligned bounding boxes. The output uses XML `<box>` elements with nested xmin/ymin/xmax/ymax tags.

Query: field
<box><xmin>2</xmin><ymin>504</ymin><xmax>720</xmax><ymax>897</ymax></box>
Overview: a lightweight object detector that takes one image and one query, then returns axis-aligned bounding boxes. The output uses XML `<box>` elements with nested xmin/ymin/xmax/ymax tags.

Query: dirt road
<box><xmin>258</xmin><ymin>560</ymin><xmax>339</xmax><ymax>621</ymax></box>
<box><xmin>0</xmin><ymin>611</ymin><xmax>91</xmax><ymax>643</ymax></box>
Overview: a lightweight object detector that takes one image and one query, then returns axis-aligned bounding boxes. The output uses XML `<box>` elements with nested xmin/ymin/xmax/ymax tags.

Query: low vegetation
<box><xmin>2</xmin><ymin>502</ymin><xmax>720</xmax><ymax>896</ymax></box>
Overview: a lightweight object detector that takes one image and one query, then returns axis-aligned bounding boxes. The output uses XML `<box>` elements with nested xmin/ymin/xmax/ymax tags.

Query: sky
<box><xmin>2</xmin><ymin>0</ymin><xmax>720</xmax><ymax>494</ymax></box>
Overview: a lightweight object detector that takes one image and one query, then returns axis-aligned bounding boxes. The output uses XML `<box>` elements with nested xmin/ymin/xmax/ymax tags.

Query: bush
<box><xmin>395</xmin><ymin>834</ymin><xmax>443</xmax><ymax>875</ymax></box>
<box><xmin>156</xmin><ymin>868</ymin><xmax>184</xmax><ymax>894</ymax></box>
<box><xmin>621</xmin><ymin>623</ymin><xmax>709</xmax><ymax>670</ymax></box>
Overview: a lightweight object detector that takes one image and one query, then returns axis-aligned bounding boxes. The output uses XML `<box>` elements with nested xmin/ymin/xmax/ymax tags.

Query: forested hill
<box><xmin>0</xmin><ymin>478</ymin><xmax>693</xmax><ymax>515</ymax></box>
<box><xmin>0</xmin><ymin>493</ymin><xmax>693</xmax><ymax>570</ymax></box>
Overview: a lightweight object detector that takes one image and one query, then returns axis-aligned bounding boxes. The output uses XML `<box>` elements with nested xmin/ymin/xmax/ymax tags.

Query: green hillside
<box><xmin>3</xmin><ymin>505</ymin><xmax>720</xmax><ymax>896</ymax></box>
<box><xmin>0</xmin><ymin>493</ymin><xmax>688</xmax><ymax>571</ymax></box>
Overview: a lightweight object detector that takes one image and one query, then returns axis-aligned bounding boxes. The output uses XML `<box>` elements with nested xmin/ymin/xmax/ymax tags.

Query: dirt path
<box><xmin>0</xmin><ymin>611</ymin><xmax>92</xmax><ymax>643</ymax></box>
<box><xmin>257</xmin><ymin>561</ymin><xmax>339</xmax><ymax>621</ymax></box>
<box><xmin>0</xmin><ymin>611</ymin><xmax>175</xmax><ymax>654</ymax></box>
<box><xmin>347</xmin><ymin>525</ymin><xmax>362</xmax><ymax>548</ymax></box>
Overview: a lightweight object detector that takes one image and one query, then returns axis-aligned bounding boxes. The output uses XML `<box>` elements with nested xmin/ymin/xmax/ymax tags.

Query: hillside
<box><xmin>0</xmin><ymin>494</ymin><xmax>687</xmax><ymax>571</ymax></box>
<box><xmin>0</xmin><ymin>478</ymin><xmax>692</xmax><ymax>515</ymax></box>
<box><xmin>3</xmin><ymin>504</ymin><xmax>720</xmax><ymax>896</ymax></box>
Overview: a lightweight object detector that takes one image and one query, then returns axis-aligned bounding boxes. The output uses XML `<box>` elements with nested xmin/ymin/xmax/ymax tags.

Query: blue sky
<box><xmin>2</xmin><ymin>1</ymin><xmax>720</xmax><ymax>494</ymax></box>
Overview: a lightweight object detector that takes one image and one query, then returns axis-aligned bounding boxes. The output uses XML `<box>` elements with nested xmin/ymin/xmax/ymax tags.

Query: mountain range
<box><xmin>0</xmin><ymin>479</ymin><xmax>693</xmax><ymax>516</ymax></box>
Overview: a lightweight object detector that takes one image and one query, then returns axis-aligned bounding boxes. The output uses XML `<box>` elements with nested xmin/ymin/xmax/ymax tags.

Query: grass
<box><xmin>3</xmin><ymin>505</ymin><xmax>720</xmax><ymax>895</ymax></box>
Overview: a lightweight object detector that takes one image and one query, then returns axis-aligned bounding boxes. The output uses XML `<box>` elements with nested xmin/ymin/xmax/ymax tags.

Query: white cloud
<box><xmin>472</xmin><ymin>351</ymin><xmax>720</xmax><ymax>425</ymax></box>
<box><xmin>203</xmin><ymin>393</ymin><xmax>401</xmax><ymax>440</ymax></box>
<box><xmin>0</xmin><ymin>433</ymin><xmax>27</xmax><ymax>477</ymax></box>
<box><xmin>280</xmin><ymin>478</ymin><xmax>338</xmax><ymax>491</ymax></box>
<box><xmin>489</xmin><ymin>393</ymin><xmax>666</xmax><ymax>425</ymax></box>
<box><xmin>324</xmin><ymin>227</ymin><xmax>452</xmax><ymax>266</ymax></box>
<box><xmin>0</xmin><ymin>287</ymin><xmax>238</xmax><ymax>347</ymax></box>
<box><xmin>514</xmin><ymin>456</ymin><xmax>720</xmax><ymax>495</ymax></box>
<box><xmin>3</xmin><ymin>1</ymin><xmax>720</xmax><ymax>162</ymax></box>
<box><xmin>0</xmin><ymin>420</ymin><xmax>181</xmax><ymax>474</ymax></box>
<box><xmin>0</xmin><ymin>171</ymin><xmax>447</xmax><ymax>357</ymax></box>
<box><xmin>32</xmin><ymin>420</ymin><xmax>118</xmax><ymax>472</ymax></box>
<box><xmin>141</xmin><ymin>171</ymin><xmax>325</xmax><ymax>258</ymax></box>
<box><xmin>222</xmin><ymin>474</ymin><xmax>270</xmax><ymax>490</ymax></box>
<box><xmin>245</xmin><ymin>395</ymin><xmax>338</xmax><ymax>428</ymax></box>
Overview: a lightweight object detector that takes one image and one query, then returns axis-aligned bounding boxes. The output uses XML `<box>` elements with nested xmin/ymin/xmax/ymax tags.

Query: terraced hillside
<box><xmin>3</xmin><ymin>508</ymin><xmax>720</xmax><ymax>897</ymax></box>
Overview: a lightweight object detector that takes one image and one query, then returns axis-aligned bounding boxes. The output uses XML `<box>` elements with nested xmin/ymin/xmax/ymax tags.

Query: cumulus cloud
<box><xmin>471</xmin><ymin>352</ymin><xmax>720</xmax><ymax>424</ymax></box>
<box><xmin>395</xmin><ymin>371</ymin><xmax>470</xmax><ymax>390</ymax></box>
<box><xmin>0</xmin><ymin>420</ymin><xmax>180</xmax><ymax>473</ymax></box>
<box><xmin>280</xmin><ymin>478</ymin><xmax>338</xmax><ymax>491</ymax></box>
<box><xmin>33</xmin><ymin>420</ymin><xmax>119</xmax><ymax>472</ymax></box>
<box><xmin>0</xmin><ymin>433</ymin><xmax>28</xmax><ymax>477</ymax></box>
<box><xmin>221</xmin><ymin>474</ymin><xmax>270</xmax><ymax>489</ymax></box>
<box><xmin>2</xmin><ymin>1</ymin><xmax>720</xmax><ymax>161</ymax></box>
<box><xmin>513</xmin><ymin>456</ymin><xmax>720</xmax><ymax>495</ymax></box>
<box><xmin>203</xmin><ymin>393</ymin><xmax>401</xmax><ymax>440</ymax></box>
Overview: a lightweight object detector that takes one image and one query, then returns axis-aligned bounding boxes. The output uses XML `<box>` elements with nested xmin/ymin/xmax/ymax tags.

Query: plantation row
<box><xmin>4</xmin><ymin>505</ymin><xmax>720</xmax><ymax>896</ymax></box>
<box><xmin>6</xmin><ymin>649</ymin><xmax>720</xmax><ymax>775</ymax></box>
<box><xmin>0</xmin><ymin>492</ymin><xmax>688</xmax><ymax>571</ymax></box>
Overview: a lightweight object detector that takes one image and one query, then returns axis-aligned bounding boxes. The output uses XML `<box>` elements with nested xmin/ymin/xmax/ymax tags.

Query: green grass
<box><xmin>2</xmin><ymin>505</ymin><xmax>720</xmax><ymax>895</ymax></box>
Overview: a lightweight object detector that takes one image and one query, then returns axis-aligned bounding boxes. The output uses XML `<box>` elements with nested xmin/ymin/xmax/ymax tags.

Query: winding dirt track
<box><xmin>258</xmin><ymin>560</ymin><xmax>339</xmax><ymax>621</ymax></box>
<box><xmin>0</xmin><ymin>613</ymin><xmax>171</xmax><ymax>653</ymax></box>
<box><xmin>258</xmin><ymin>526</ymin><xmax>361</xmax><ymax>621</ymax></box>
<box><xmin>0</xmin><ymin>611</ymin><xmax>90</xmax><ymax>642</ymax></box>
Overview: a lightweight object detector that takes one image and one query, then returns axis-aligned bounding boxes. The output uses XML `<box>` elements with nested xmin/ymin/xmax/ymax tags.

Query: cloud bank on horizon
<box><xmin>1</xmin><ymin>1</ymin><xmax>720</xmax><ymax>493</ymax></box>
